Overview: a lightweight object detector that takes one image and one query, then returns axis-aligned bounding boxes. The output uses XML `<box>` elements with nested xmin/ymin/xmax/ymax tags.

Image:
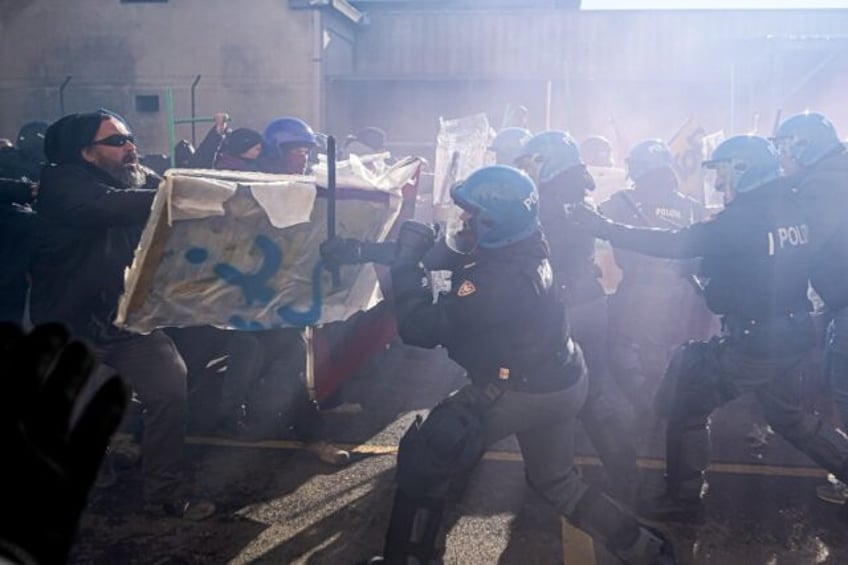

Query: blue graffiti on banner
<box><xmin>183</xmin><ymin>240</ymin><xmax>328</xmax><ymax>328</ymax></box>
<box><xmin>277</xmin><ymin>261</ymin><xmax>325</xmax><ymax>326</ymax></box>
<box><xmin>214</xmin><ymin>234</ymin><xmax>282</xmax><ymax>306</ymax></box>
<box><xmin>185</xmin><ymin>247</ymin><xmax>209</xmax><ymax>264</ymax></box>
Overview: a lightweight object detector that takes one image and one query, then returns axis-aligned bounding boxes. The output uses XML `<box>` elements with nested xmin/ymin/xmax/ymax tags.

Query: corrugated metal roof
<box><xmin>350</xmin><ymin>9</ymin><xmax>848</xmax><ymax>81</ymax></box>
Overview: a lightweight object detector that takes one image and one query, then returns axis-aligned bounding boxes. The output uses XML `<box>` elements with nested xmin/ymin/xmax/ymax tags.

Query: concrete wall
<box><xmin>1</xmin><ymin>3</ymin><xmax>846</xmax><ymax>163</ymax></box>
<box><xmin>0</xmin><ymin>0</ymin><xmax>328</xmax><ymax>153</ymax></box>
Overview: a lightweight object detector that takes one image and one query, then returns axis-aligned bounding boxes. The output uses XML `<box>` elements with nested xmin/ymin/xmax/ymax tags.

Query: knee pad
<box><xmin>396</xmin><ymin>401</ymin><xmax>485</xmax><ymax>498</ymax></box>
<box><xmin>656</xmin><ymin>341</ymin><xmax>717</xmax><ymax>421</ymax></box>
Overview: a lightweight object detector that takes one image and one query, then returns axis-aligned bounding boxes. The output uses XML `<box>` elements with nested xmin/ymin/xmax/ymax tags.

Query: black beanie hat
<box><xmin>222</xmin><ymin>128</ymin><xmax>263</xmax><ymax>156</ymax></box>
<box><xmin>44</xmin><ymin>109</ymin><xmax>129</xmax><ymax>165</ymax></box>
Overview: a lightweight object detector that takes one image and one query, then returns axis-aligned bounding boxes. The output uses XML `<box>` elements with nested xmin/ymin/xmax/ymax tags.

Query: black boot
<box><xmin>568</xmin><ymin>486</ymin><xmax>678</xmax><ymax>564</ymax></box>
<box><xmin>375</xmin><ymin>490</ymin><xmax>444</xmax><ymax>565</ymax></box>
<box><xmin>617</xmin><ymin>525</ymin><xmax>678</xmax><ymax>565</ymax></box>
<box><xmin>637</xmin><ymin>491</ymin><xmax>704</xmax><ymax>524</ymax></box>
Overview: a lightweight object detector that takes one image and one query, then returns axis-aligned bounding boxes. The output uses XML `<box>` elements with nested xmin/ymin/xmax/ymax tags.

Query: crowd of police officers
<box><xmin>2</xmin><ymin>108</ymin><xmax>848</xmax><ymax>564</ymax></box>
<box><xmin>319</xmin><ymin>110</ymin><xmax>848</xmax><ymax>564</ymax></box>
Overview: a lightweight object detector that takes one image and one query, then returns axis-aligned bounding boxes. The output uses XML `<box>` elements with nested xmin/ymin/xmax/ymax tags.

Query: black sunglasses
<box><xmin>91</xmin><ymin>134</ymin><xmax>135</xmax><ymax>147</ymax></box>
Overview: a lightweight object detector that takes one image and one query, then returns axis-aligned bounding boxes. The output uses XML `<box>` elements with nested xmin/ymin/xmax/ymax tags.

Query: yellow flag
<box><xmin>668</xmin><ymin>117</ymin><xmax>707</xmax><ymax>203</ymax></box>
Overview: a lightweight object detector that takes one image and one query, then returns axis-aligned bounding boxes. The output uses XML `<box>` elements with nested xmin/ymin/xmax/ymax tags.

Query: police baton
<box><xmin>326</xmin><ymin>135</ymin><xmax>341</xmax><ymax>287</ymax></box>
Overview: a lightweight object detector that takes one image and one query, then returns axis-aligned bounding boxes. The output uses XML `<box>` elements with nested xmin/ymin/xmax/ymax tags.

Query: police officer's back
<box><xmin>572</xmin><ymin>135</ymin><xmax>848</xmax><ymax>524</ymax></box>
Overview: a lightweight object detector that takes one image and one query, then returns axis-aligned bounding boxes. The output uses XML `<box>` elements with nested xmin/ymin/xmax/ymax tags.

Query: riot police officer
<box><xmin>774</xmin><ymin>111</ymin><xmax>848</xmax><ymax>505</ymax></box>
<box><xmin>569</xmin><ymin>135</ymin><xmax>848</xmax><ymax>522</ymax></box>
<box><xmin>581</xmin><ymin>135</ymin><xmax>615</xmax><ymax>168</ymax></box>
<box><xmin>599</xmin><ymin>139</ymin><xmax>712</xmax><ymax>413</ymax></box>
<box><xmin>517</xmin><ymin>131</ymin><xmax>639</xmax><ymax>505</ymax></box>
<box><xmin>322</xmin><ymin>165</ymin><xmax>676</xmax><ymax>564</ymax></box>
<box><xmin>489</xmin><ymin>127</ymin><xmax>531</xmax><ymax>166</ymax></box>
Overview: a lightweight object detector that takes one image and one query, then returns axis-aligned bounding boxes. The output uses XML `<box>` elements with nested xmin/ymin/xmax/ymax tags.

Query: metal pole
<box><xmin>59</xmin><ymin>76</ymin><xmax>72</xmax><ymax>116</ymax></box>
<box><xmin>563</xmin><ymin>60</ymin><xmax>571</xmax><ymax>129</ymax></box>
<box><xmin>190</xmin><ymin>74</ymin><xmax>202</xmax><ymax>146</ymax></box>
<box><xmin>304</xmin><ymin>325</ymin><xmax>316</xmax><ymax>401</ymax></box>
<box><xmin>165</xmin><ymin>88</ymin><xmax>176</xmax><ymax>168</ymax></box>
<box><xmin>326</xmin><ymin>135</ymin><xmax>341</xmax><ymax>287</ymax></box>
<box><xmin>729</xmin><ymin>63</ymin><xmax>736</xmax><ymax>135</ymax></box>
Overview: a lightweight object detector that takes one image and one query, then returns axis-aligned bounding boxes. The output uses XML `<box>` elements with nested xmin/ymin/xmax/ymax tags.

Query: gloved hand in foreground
<box><xmin>320</xmin><ymin>237</ymin><xmax>364</xmax><ymax>268</ymax></box>
<box><xmin>0</xmin><ymin>323</ymin><xmax>128</xmax><ymax>565</ymax></box>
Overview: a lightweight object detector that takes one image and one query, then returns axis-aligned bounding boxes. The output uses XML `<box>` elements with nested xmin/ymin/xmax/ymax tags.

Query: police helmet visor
<box><xmin>770</xmin><ymin>136</ymin><xmax>799</xmax><ymax>158</ymax></box>
<box><xmin>703</xmin><ymin>159</ymin><xmax>737</xmax><ymax>192</ymax></box>
<box><xmin>444</xmin><ymin>201</ymin><xmax>477</xmax><ymax>254</ymax></box>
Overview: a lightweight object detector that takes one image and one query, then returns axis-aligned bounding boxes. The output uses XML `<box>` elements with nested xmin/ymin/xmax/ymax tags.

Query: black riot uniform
<box><xmin>323</xmin><ymin>165</ymin><xmax>675</xmax><ymax>564</ymax></box>
<box><xmin>578</xmin><ymin>172</ymin><xmax>848</xmax><ymax>521</ymax></box>
<box><xmin>600</xmin><ymin>182</ymin><xmax>714</xmax><ymax>412</ymax></box>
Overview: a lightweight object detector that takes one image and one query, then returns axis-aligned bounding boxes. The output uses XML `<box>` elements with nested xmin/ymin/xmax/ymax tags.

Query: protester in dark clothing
<box><xmin>173</xmin><ymin>139</ymin><xmax>196</xmax><ymax>168</ymax></box>
<box><xmin>30</xmin><ymin>110</ymin><xmax>214</xmax><ymax>520</ymax></box>
<box><xmin>214</xmin><ymin>127</ymin><xmax>263</xmax><ymax>171</ymax></box>
<box><xmin>0</xmin><ymin>322</ymin><xmax>128</xmax><ymax>565</ymax></box>
<box><xmin>190</xmin><ymin>112</ymin><xmax>231</xmax><ymax>169</ymax></box>
<box><xmin>0</xmin><ymin>121</ymin><xmax>47</xmax><ymax>181</ymax></box>
<box><xmin>343</xmin><ymin>126</ymin><xmax>389</xmax><ymax>157</ymax></box>
<box><xmin>0</xmin><ymin>178</ymin><xmax>37</xmax><ymax>325</ymax></box>
<box><xmin>570</xmin><ymin>135</ymin><xmax>848</xmax><ymax>523</ymax></box>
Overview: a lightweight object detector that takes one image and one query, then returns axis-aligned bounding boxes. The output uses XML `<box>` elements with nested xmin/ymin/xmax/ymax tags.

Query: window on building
<box><xmin>135</xmin><ymin>95</ymin><xmax>160</xmax><ymax>113</ymax></box>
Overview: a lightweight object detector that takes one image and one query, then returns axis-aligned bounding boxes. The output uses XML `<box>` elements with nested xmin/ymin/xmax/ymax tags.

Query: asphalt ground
<box><xmin>72</xmin><ymin>341</ymin><xmax>848</xmax><ymax>564</ymax></box>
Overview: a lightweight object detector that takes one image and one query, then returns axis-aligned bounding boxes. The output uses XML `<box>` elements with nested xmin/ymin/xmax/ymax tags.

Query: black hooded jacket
<box><xmin>30</xmin><ymin>162</ymin><xmax>158</xmax><ymax>342</ymax></box>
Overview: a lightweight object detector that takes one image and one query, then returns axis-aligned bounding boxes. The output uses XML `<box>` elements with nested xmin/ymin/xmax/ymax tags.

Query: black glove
<box><xmin>395</xmin><ymin>220</ymin><xmax>436</xmax><ymax>264</ymax></box>
<box><xmin>565</xmin><ymin>202</ymin><xmax>615</xmax><ymax>240</ymax></box>
<box><xmin>320</xmin><ymin>237</ymin><xmax>363</xmax><ymax>268</ymax></box>
<box><xmin>0</xmin><ymin>323</ymin><xmax>128</xmax><ymax>565</ymax></box>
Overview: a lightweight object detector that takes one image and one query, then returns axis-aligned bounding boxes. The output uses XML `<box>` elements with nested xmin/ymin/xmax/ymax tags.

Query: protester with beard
<box><xmin>30</xmin><ymin>110</ymin><xmax>215</xmax><ymax>521</ymax></box>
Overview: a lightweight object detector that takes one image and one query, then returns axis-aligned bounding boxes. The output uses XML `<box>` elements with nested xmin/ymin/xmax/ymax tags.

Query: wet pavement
<box><xmin>72</xmin><ymin>341</ymin><xmax>848</xmax><ymax>564</ymax></box>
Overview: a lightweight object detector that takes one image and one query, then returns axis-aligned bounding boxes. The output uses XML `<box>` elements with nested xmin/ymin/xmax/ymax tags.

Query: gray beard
<box><xmin>107</xmin><ymin>163</ymin><xmax>146</xmax><ymax>188</ymax></box>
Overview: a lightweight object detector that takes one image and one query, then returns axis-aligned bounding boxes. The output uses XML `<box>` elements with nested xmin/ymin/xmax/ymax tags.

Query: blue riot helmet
<box><xmin>263</xmin><ymin>117</ymin><xmax>318</xmax><ymax>150</ymax></box>
<box><xmin>581</xmin><ymin>135</ymin><xmax>614</xmax><ymax>168</ymax></box>
<box><xmin>773</xmin><ymin>111</ymin><xmax>842</xmax><ymax>168</ymax></box>
<box><xmin>518</xmin><ymin>130</ymin><xmax>583</xmax><ymax>185</ymax></box>
<box><xmin>702</xmin><ymin>135</ymin><xmax>780</xmax><ymax>196</ymax></box>
<box><xmin>626</xmin><ymin>139</ymin><xmax>674</xmax><ymax>182</ymax></box>
<box><xmin>490</xmin><ymin>127</ymin><xmax>532</xmax><ymax>166</ymax></box>
<box><xmin>449</xmin><ymin>165</ymin><xmax>540</xmax><ymax>250</ymax></box>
